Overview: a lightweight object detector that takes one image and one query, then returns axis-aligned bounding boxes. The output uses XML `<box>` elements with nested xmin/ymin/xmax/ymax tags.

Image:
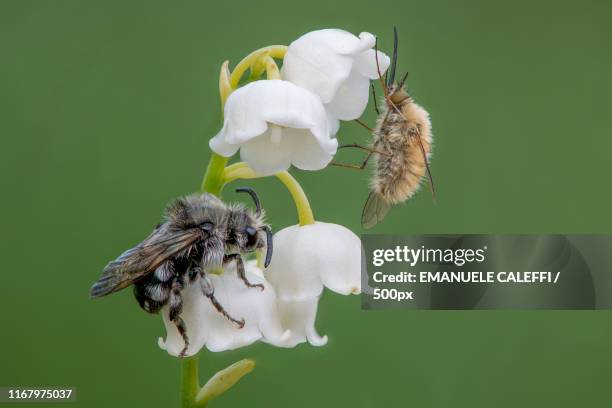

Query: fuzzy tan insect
<box><xmin>363</xmin><ymin>79</ymin><xmax>434</xmax><ymax>228</ymax></box>
<box><xmin>333</xmin><ymin>28</ymin><xmax>435</xmax><ymax>229</ymax></box>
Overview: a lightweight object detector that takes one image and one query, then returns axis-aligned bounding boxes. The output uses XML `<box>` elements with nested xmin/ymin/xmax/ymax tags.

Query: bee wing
<box><xmin>361</xmin><ymin>192</ymin><xmax>391</xmax><ymax>229</ymax></box>
<box><xmin>90</xmin><ymin>225</ymin><xmax>201</xmax><ymax>298</ymax></box>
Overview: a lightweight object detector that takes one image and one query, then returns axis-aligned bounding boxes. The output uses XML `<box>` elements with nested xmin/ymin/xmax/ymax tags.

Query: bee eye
<box><xmin>201</xmin><ymin>222</ymin><xmax>214</xmax><ymax>232</ymax></box>
<box><xmin>245</xmin><ymin>227</ymin><xmax>257</xmax><ymax>237</ymax></box>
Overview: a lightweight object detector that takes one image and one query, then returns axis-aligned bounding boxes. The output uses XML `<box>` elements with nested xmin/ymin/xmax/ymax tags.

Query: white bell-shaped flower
<box><xmin>282</xmin><ymin>29</ymin><xmax>390</xmax><ymax>122</ymax></box>
<box><xmin>158</xmin><ymin>260</ymin><xmax>291</xmax><ymax>357</ymax></box>
<box><xmin>277</xmin><ymin>297</ymin><xmax>328</xmax><ymax>347</ymax></box>
<box><xmin>264</xmin><ymin>222</ymin><xmax>362</xmax><ymax>346</ymax></box>
<box><xmin>209</xmin><ymin>80</ymin><xmax>337</xmax><ymax>176</ymax></box>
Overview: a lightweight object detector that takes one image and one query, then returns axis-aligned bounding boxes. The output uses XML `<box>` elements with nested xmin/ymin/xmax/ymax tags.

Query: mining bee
<box><xmin>90</xmin><ymin>188</ymin><xmax>273</xmax><ymax>357</ymax></box>
<box><xmin>333</xmin><ymin>27</ymin><xmax>435</xmax><ymax>229</ymax></box>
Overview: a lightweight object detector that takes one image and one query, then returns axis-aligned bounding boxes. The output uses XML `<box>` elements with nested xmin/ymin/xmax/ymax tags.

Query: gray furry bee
<box><xmin>90</xmin><ymin>187</ymin><xmax>273</xmax><ymax>357</ymax></box>
<box><xmin>333</xmin><ymin>28</ymin><xmax>435</xmax><ymax>229</ymax></box>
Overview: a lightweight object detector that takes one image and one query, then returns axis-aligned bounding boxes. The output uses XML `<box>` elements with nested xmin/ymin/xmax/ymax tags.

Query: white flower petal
<box><xmin>361</xmin><ymin>247</ymin><xmax>376</xmax><ymax>295</ymax></box>
<box><xmin>353</xmin><ymin>49</ymin><xmax>391</xmax><ymax>80</ymax></box>
<box><xmin>277</xmin><ymin>297</ymin><xmax>328</xmax><ymax>347</ymax></box>
<box><xmin>240</xmin><ymin>128</ymin><xmax>294</xmax><ymax>175</ymax></box>
<box><xmin>282</xmin><ymin>29</ymin><xmax>389</xmax><ymax>120</ymax></box>
<box><xmin>347</xmin><ymin>32</ymin><xmax>377</xmax><ymax>55</ymax></box>
<box><xmin>327</xmin><ymin>113</ymin><xmax>340</xmax><ymax>136</ymax></box>
<box><xmin>214</xmin><ymin>80</ymin><xmax>324</xmax><ymax>145</ymax></box>
<box><xmin>286</xmin><ymin>128</ymin><xmax>337</xmax><ymax>171</ymax></box>
<box><xmin>314</xmin><ymin>223</ymin><xmax>362</xmax><ymax>295</ymax></box>
<box><xmin>265</xmin><ymin>225</ymin><xmax>325</xmax><ymax>301</ymax></box>
<box><xmin>209</xmin><ymin>135</ymin><xmax>240</xmax><ymax>157</ymax></box>
<box><xmin>265</xmin><ymin>222</ymin><xmax>362</xmax><ymax>300</ymax></box>
<box><xmin>293</xmin><ymin>29</ymin><xmax>375</xmax><ymax>58</ymax></box>
<box><xmin>325</xmin><ymin>69</ymin><xmax>371</xmax><ymax>121</ymax></box>
<box><xmin>158</xmin><ymin>260</ymin><xmax>291</xmax><ymax>356</ymax></box>
<box><xmin>282</xmin><ymin>43</ymin><xmax>352</xmax><ymax>104</ymax></box>
<box><xmin>209</xmin><ymin>80</ymin><xmax>335</xmax><ymax>175</ymax></box>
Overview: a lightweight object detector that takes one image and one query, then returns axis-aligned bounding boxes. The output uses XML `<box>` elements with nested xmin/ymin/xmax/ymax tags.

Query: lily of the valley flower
<box><xmin>159</xmin><ymin>223</ymin><xmax>363</xmax><ymax>355</ymax></box>
<box><xmin>265</xmin><ymin>222</ymin><xmax>363</xmax><ymax>347</ymax></box>
<box><xmin>282</xmin><ymin>29</ymin><xmax>390</xmax><ymax>125</ymax></box>
<box><xmin>159</xmin><ymin>260</ymin><xmax>291</xmax><ymax>357</ymax></box>
<box><xmin>209</xmin><ymin>80</ymin><xmax>337</xmax><ymax>176</ymax></box>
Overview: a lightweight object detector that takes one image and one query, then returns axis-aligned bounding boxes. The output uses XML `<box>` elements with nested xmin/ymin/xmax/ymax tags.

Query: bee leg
<box><xmin>188</xmin><ymin>264</ymin><xmax>201</xmax><ymax>283</ymax></box>
<box><xmin>224</xmin><ymin>254</ymin><xmax>264</xmax><ymax>291</ymax></box>
<box><xmin>168</xmin><ymin>278</ymin><xmax>189</xmax><ymax>357</ymax></box>
<box><xmin>199</xmin><ymin>270</ymin><xmax>246</xmax><ymax>328</ymax></box>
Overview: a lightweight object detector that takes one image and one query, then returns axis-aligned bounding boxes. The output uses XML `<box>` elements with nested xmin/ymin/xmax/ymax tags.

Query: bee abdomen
<box><xmin>134</xmin><ymin>285</ymin><xmax>165</xmax><ymax>313</ymax></box>
<box><xmin>133</xmin><ymin>274</ymin><xmax>173</xmax><ymax>314</ymax></box>
<box><xmin>145</xmin><ymin>283</ymin><xmax>169</xmax><ymax>302</ymax></box>
<box><xmin>154</xmin><ymin>261</ymin><xmax>175</xmax><ymax>282</ymax></box>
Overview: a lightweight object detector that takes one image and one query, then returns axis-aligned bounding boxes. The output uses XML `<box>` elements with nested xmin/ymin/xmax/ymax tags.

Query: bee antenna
<box><xmin>263</xmin><ymin>226</ymin><xmax>273</xmax><ymax>267</ymax></box>
<box><xmin>235</xmin><ymin>187</ymin><xmax>261</xmax><ymax>216</ymax></box>
<box><xmin>398</xmin><ymin>71</ymin><xmax>409</xmax><ymax>89</ymax></box>
<box><xmin>387</xmin><ymin>26</ymin><xmax>399</xmax><ymax>88</ymax></box>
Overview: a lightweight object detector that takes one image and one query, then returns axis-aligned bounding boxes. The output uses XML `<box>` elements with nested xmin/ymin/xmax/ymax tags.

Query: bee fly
<box><xmin>90</xmin><ymin>187</ymin><xmax>273</xmax><ymax>357</ymax></box>
<box><xmin>333</xmin><ymin>27</ymin><xmax>435</xmax><ymax>229</ymax></box>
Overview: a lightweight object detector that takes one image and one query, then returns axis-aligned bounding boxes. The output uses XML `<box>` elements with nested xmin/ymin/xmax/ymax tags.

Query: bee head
<box><xmin>228</xmin><ymin>187</ymin><xmax>273</xmax><ymax>267</ymax></box>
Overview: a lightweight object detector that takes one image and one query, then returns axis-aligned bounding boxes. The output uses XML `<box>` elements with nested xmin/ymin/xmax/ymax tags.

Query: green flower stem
<box><xmin>262</xmin><ymin>55</ymin><xmax>281</xmax><ymax>80</ymax></box>
<box><xmin>275</xmin><ymin>171</ymin><xmax>316</xmax><ymax>226</ymax></box>
<box><xmin>218</xmin><ymin>61</ymin><xmax>232</xmax><ymax>108</ymax></box>
<box><xmin>229</xmin><ymin>45</ymin><xmax>288</xmax><ymax>88</ymax></box>
<box><xmin>181</xmin><ymin>357</ymin><xmax>200</xmax><ymax>408</ymax></box>
<box><xmin>200</xmin><ymin>153</ymin><xmax>229</xmax><ymax>196</ymax></box>
<box><xmin>181</xmin><ymin>44</ymin><xmax>291</xmax><ymax>408</ymax></box>
<box><xmin>248</xmin><ymin>58</ymin><xmax>266</xmax><ymax>81</ymax></box>
<box><xmin>181</xmin><ymin>357</ymin><xmax>256</xmax><ymax>408</ymax></box>
<box><xmin>203</xmin><ymin>45</ymin><xmax>287</xmax><ymax>197</ymax></box>
<box><xmin>222</xmin><ymin>162</ymin><xmax>315</xmax><ymax>226</ymax></box>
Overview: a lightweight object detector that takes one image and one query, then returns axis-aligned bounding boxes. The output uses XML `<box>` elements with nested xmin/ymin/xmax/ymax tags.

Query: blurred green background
<box><xmin>1</xmin><ymin>0</ymin><xmax>611</xmax><ymax>407</ymax></box>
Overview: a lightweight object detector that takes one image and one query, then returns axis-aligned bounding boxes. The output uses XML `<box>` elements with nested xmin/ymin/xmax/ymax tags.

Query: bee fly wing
<box><xmin>361</xmin><ymin>192</ymin><xmax>391</xmax><ymax>229</ymax></box>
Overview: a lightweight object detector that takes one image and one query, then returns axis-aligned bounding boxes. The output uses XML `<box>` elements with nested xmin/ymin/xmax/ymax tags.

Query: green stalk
<box><xmin>180</xmin><ymin>43</ymin><xmax>291</xmax><ymax>408</ymax></box>
<box><xmin>200</xmin><ymin>153</ymin><xmax>229</xmax><ymax>196</ymax></box>
<box><xmin>181</xmin><ymin>357</ymin><xmax>200</xmax><ymax>408</ymax></box>
<box><xmin>222</xmin><ymin>162</ymin><xmax>315</xmax><ymax>226</ymax></box>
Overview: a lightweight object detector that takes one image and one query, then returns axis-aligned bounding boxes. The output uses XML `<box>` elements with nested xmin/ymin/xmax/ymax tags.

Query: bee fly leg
<box><xmin>331</xmin><ymin>141</ymin><xmax>390</xmax><ymax>170</ymax></box>
<box><xmin>331</xmin><ymin>151</ymin><xmax>373</xmax><ymax>171</ymax></box>
<box><xmin>199</xmin><ymin>270</ymin><xmax>245</xmax><ymax>328</ymax></box>
<box><xmin>332</xmin><ymin>153</ymin><xmax>372</xmax><ymax>170</ymax></box>
<box><xmin>168</xmin><ymin>277</ymin><xmax>189</xmax><ymax>357</ymax></box>
<box><xmin>407</xmin><ymin>125</ymin><xmax>437</xmax><ymax>203</ymax></box>
<box><xmin>224</xmin><ymin>254</ymin><xmax>264</xmax><ymax>291</ymax></box>
<box><xmin>354</xmin><ymin>119</ymin><xmax>374</xmax><ymax>132</ymax></box>
<box><xmin>338</xmin><ymin>143</ymin><xmax>389</xmax><ymax>156</ymax></box>
<box><xmin>371</xmin><ymin>83</ymin><xmax>380</xmax><ymax>115</ymax></box>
